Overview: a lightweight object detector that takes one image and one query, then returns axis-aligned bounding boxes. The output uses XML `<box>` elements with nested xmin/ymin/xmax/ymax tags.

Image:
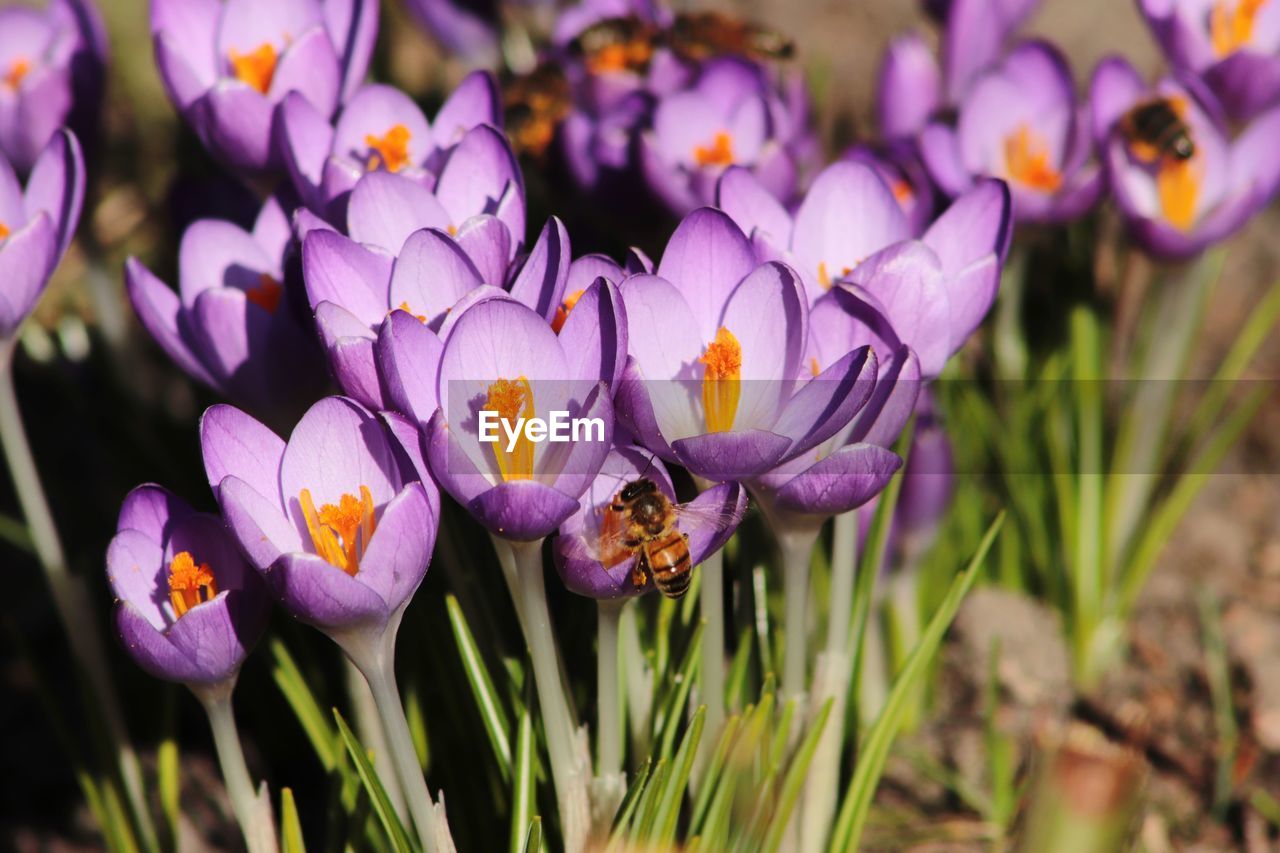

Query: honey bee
<box><xmin>663</xmin><ymin>11</ymin><xmax>795</xmax><ymax>63</ymax></box>
<box><xmin>568</xmin><ymin>15</ymin><xmax>660</xmax><ymax>75</ymax></box>
<box><xmin>1119</xmin><ymin>97</ymin><xmax>1196</xmax><ymax>164</ymax></box>
<box><xmin>573</xmin><ymin>477</ymin><xmax>744</xmax><ymax>599</ymax></box>
<box><xmin>504</xmin><ymin>61</ymin><xmax>573</xmax><ymax>159</ymax></box>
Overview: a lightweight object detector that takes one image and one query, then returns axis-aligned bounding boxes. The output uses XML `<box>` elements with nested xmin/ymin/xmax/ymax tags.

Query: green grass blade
<box><xmin>689</xmin><ymin>714</ymin><xmax>742</xmax><ymax>834</ymax></box>
<box><xmin>510</xmin><ymin>706</ymin><xmax>535</xmax><ymax>853</ymax></box>
<box><xmin>762</xmin><ymin>698</ymin><xmax>834</xmax><ymax>852</ymax></box>
<box><xmin>271</xmin><ymin>640</ymin><xmax>338</xmax><ymax>771</ymax></box>
<box><xmin>446</xmin><ymin>594</ymin><xmax>513</xmax><ymax>779</ymax></box>
<box><xmin>649</xmin><ymin>705</ymin><xmax>707</xmax><ymax>845</ymax></box>
<box><xmin>833</xmin><ymin>512</ymin><xmax>1005</xmax><ymax>850</ymax></box>
<box><xmin>522</xmin><ymin>816</ymin><xmax>542</xmax><ymax>853</ymax></box>
<box><xmin>629</xmin><ymin>759</ymin><xmax>671</xmax><ymax>838</ymax></box>
<box><xmin>655</xmin><ymin>623</ymin><xmax>704</xmax><ymax>759</ymax></box>
<box><xmin>333</xmin><ymin>710</ymin><xmax>414</xmax><ymax>853</ymax></box>
<box><xmin>158</xmin><ymin>687</ymin><xmax>181</xmax><ymax>849</ymax></box>
<box><xmin>609</xmin><ymin>757</ymin><xmax>652</xmax><ymax>836</ymax></box>
<box><xmin>280</xmin><ymin>788</ymin><xmax>306</xmax><ymax>853</ymax></box>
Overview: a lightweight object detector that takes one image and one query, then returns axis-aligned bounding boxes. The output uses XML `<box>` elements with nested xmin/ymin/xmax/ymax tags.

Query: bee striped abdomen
<box><xmin>646</xmin><ymin>532</ymin><xmax>692</xmax><ymax>598</ymax></box>
<box><xmin>1121</xmin><ymin>98</ymin><xmax>1195</xmax><ymax>163</ymax></box>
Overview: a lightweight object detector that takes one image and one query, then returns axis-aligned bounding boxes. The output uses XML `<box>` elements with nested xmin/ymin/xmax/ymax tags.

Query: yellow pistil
<box><xmin>1212</xmin><ymin>0</ymin><xmax>1269</xmax><ymax>57</ymax></box>
<box><xmin>1157</xmin><ymin>156</ymin><xmax>1201</xmax><ymax>232</ymax></box>
<box><xmin>245</xmin><ymin>273</ymin><xmax>282</xmax><ymax>313</ymax></box>
<box><xmin>299</xmin><ymin>485</ymin><xmax>377</xmax><ymax>576</ymax></box>
<box><xmin>816</xmin><ymin>261</ymin><xmax>853</xmax><ymax>291</ymax></box>
<box><xmin>397</xmin><ymin>301</ymin><xmax>429</xmax><ymax>323</ymax></box>
<box><xmin>168</xmin><ymin>551</ymin><xmax>217</xmax><ymax>618</ymax></box>
<box><xmin>698</xmin><ymin>326</ymin><xmax>742</xmax><ymax>433</ymax></box>
<box><xmin>3</xmin><ymin>57</ymin><xmax>30</xmax><ymax>90</ymax></box>
<box><xmin>484</xmin><ymin>376</ymin><xmax>536</xmax><ymax>481</ymax></box>
<box><xmin>1003</xmin><ymin>124</ymin><xmax>1063</xmax><ymax>193</ymax></box>
<box><xmin>229</xmin><ymin>43</ymin><xmax>278</xmax><ymax>95</ymax></box>
<box><xmin>365</xmin><ymin>124</ymin><xmax>413</xmax><ymax>173</ymax></box>
<box><xmin>551</xmin><ymin>289</ymin><xmax>586</xmax><ymax>334</ymax></box>
<box><xmin>694</xmin><ymin>131</ymin><xmax>736</xmax><ymax>167</ymax></box>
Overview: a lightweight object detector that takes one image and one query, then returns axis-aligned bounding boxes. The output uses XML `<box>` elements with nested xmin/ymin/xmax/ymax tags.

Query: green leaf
<box><xmin>280</xmin><ymin>788</ymin><xmax>307</xmax><ymax>853</ymax></box>
<box><xmin>158</xmin><ymin>688</ymin><xmax>181</xmax><ymax>849</ymax></box>
<box><xmin>510</xmin><ymin>706</ymin><xmax>535</xmax><ymax>853</ymax></box>
<box><xmin>630</xmin><ymin>759</ymin><xmax>671</xmax><ymax>838</ymax></box>
<box><xmin>446</xmin><ymin>594</ymin><xmax>513</xmax><ymax>780</ymax></box>
<box><xmin>271</xmin><ymin>640</ymin><xmax>338</xmax><ymax>771</ymax></box>
<box><xmin>648</xmin><ymin>705</ymin><xmax>706</xmax><ymax>845</ymax></box>
<box><xmin>522</xmin><ymin>816</ymin><xmax>542</xmax><ymax>853</ymax></box>
<box><xmin>332</xmin><ymin>709</ymin><xmax>415</xmax><ymax>853</ymax></box>
<box><xmin>833</xmin><ymin>512</ymin><xmax>1005</xmax><ymax>850</ymax></box>
<box><xmin>689</xmin><ymin>714</ymin><xmax>742</xmax><ymax>834</ymax></box>
<box><xmin>655</xmin><ymin>623</ymin><xmax>704</xmax><ymax>759</ymax></box>
<box><xmin>610</xmin><ymin>757</ymin><xmax>652</xmax><ymax>836</ymax></box>
<box><xmin>762</xmin><ymin>698</ymin><xmax>834</xmax><ymax>852</ymax></box>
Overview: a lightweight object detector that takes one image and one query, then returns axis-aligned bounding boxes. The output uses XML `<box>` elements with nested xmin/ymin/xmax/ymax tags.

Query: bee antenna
<box><xmin>638</xmin><ymin>452</ymin><xmax>657</xmax><ymax>480</ymax></box>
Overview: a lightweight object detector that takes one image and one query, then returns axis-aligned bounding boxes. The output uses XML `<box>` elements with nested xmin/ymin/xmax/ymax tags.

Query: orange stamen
<box><xmin>0</xmin><ymin>222</ymin><xmax>9</xmax><ymax>241</ymax></box>
<box><xmin>229</xmin><ymin>43</ymin><xmax>278</xmax><ymax>95</ymax></box>
<box><xmin>1004</xmin><ymin>124</ymin><xmax>1063</xmax><ymax>192</ymax></box>
<box><xmin>585</xmin><ymin>40</ymin><xmax>654</xmax><ymax>75</ymax></box>
<box><xmin>168</xmin><ymin>551</ymin><xmax>217</xmax><ymax>618</ymax></box>
<box><xmin>299</xmin><ymin>485</ymin><xmax>377</xmax><ymax>575</ymax></box>
<box><xmin>365</xmin><ymin>124</ymin><xmax>413</xmax><ymax>173</ymax></box>
<box><xmin>1157</xmin><ymin>157</ymin><xmax>1201</xmax><ymax>232</ymax></box>
<box><xmin>809</xmin><ymin>356</ymin><xmax>822</xmax><ymax>378</ymax></box>
<box><xmin>694</xmin><ymin>131</ymin><xmax>736</xmax><ymax>167</ymax></box>
<box><xmin>397</xmin><ymin>301</ymin><xmax>429</xmax><ymax>324</ymax></box>
<box><xmin>3</xmin><ymin>57</ymin><xmax>30</xmax><ymax>90</ymax></box>
<box><xmin>245</xmin><ymin>273</ymin><xmax>283</xmax><ymax>313</ymax></box>
<box><xmin>816</xmin><ymin>262</ymin><xmax>853</xmax><ymax>291</ymax></box>
<box><xmin>1212</xmin><ymin>0</ymin><xmax>1269</xmax><ymax>57</ymax></box>
<box><xmin>551</xmin><ymin>289</ymin><xmax>586</xmax><ymax>334</ymax></box>
<box><xmin>484</xmin><ymin>376</ymin><xmax>536</xmax><ymax>480</ymax></box>
<box><xmin>698</xmin><ymin>326</ymin><xmax>742</xmax><ymax>433</ymax></box>
<box><xmin>891</xmin><ymin>179</ymin><xmax>915</xmax><ymax>205</ymax></box>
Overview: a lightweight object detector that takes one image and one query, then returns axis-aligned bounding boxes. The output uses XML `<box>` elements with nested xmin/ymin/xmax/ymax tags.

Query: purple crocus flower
<box><xmin>150</xmin><ymin>0</ymin><xmax>378</xmax><ymax>175</ymax></box>
<box><xmin>125</xmin><ymin>194</ymin><xmax>324</xmax><ymax>422</ymax></box>
<box><xmin>278</xmin><ymin>73</ymin><xmax>501</xmax><ymax>216</ymax></box>
<box><xmin>640</xmin><ymin>57</ymin><xmax>817</xmax><ymax>214</ymax></box>
<box><xmin>615</xmin><ymin>208</ymin><xmax>885</xmax><ymax>484</ymax></box>
<box><xmin>553</xmin><ymin>445</ymin><xmax>747</xmax><ymax>600</ymax></box>
<box><xmin>107</xmin><ymin>484</ymin><xmax>270</xmax><ymax>686</ymax></box>
<box><xmin>0</xmin><ymin>0</ymin><xmax>107</xmax><ymax>174</ymax></box>
<box><xmin>200</xmin><ymin>396</ymin><xmax>439</xmax><ymax>637</ymax></box>
<box><xmin>717</xmin><ymin>161</ymin><xmax>1010</xmax><ymax>321</ymax></box>
<box><xmin>894</xmin><ymin>391</ymin><xmax>954</xmax><ymax>550</ymax></box>
<box><xmin>301</xmin><ymin>214</ymin><xmax>570</xmax><ymax>410</ymax></box>
<box><xmin>1091</xmin><ymin>55</ymin><xmax>1280</xmax><ymax>260</ymax></box>
<box><xmin>1138</xmin><ymin>0</ymin><xmax>1280</xmax><ymax>121</ymax></box>
<box><xmin>877</xmin><ymin>32</ymin><xmax>943</xmax><ymax>142</ymax></box>
<box><xmin>933</xmin><ymin>0</ymin><xmax>1041</xmax><ymax>101</ymax></box>
<box><xmin>920</xmin><ymin>40</ymin><xmax>1103</xmax><ymax>223</ymax></box>
<box><xmin>387</xmin><ymin>295</ymin><xmax>618</xmax><ymax>541</ymax></box>
<box><xmin>842</xmin><ymin>143</ymin><xmax>937</xmax><ymax>237</ymax></box>
<box><xmin>403</xmin><ymin>0</ymin><xmax>502</xmax><ymax>67</ymax></box>
<box><xmin>0</xmin><ymin>129</ymin><xmax>84</xmax><ymax>340</ymax></box>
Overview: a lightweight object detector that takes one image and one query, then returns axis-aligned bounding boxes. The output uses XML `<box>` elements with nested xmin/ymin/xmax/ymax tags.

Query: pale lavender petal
<box><xmin>200</xmin><ymin>403</ymin><xmax>286</xmax><ymax>503</ymax></box>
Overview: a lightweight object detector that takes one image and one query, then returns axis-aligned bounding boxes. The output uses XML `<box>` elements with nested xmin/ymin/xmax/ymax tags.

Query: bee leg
<box><xmin>631</xmin><ymin>551</ymin><xmax>650</xmax><ymax>589</ymax></box>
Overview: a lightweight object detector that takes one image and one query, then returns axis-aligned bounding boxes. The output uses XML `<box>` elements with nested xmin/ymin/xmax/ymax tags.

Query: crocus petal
<box><xmin>189</xmin><ymin>83</ymin><xmax>277</xmax><ymax>173</ymax></box>
<box><xmin>715</xmin><ymin>165</ymin><xmax>792</xmax><ymax>248</ymax></box>
<box><xmin>117</xmin><ymin>484</ymin><xmax>194</xmax><ymax>545</ymax></box>
<box><xmin>278</xmin><ymin>91</ymin><xmax>334</xmax><ymax>209</ymax></box>
<box><xmin>671</xmin><ymin>429</ymin><xmax>793</xmax><ymax>482</ymax></box>
<box><xmin>178</xmin><ymin>219</ymin><xmax>277</xmax><ymax>305</ymax></box>
<box><xmin>350</xmin><ymin>482</ymin><xmax>436</xmax><ymax>611</ymax></box>
<box><xmin>200</xmin><ymin>403</ymin><xmax>286</xmax><ymax>503</ymax></box>
<box><xmin>22</xmin><ymin>128</ymin><xmax>84</xmax><ymax>259</ymax></box>
<box><xmin>150</xmin><ymin>0</ymin><xmax>220</xmax><ymax>107</ymax></box>
<box><xmin>267</xmin><ymin>26</ymin><xmax>340</xmax><ymax>117</ymax></box>
<box><xmin>324</xmin><ymin>0</ymin><xmax>380</xmax><ymax>102</ymax></box>
<box><xmin>434</xmin><ymin>125</ymin><xmax>524</xmax><ymax>237</ymax></box>
<box><xmin>332</xmin><ymin>84</ymin><xmax>431</xmax><ymax>170</ymax></box>
<box><xmin>124</xmin><ymin>258</ymin><xmax>215</xmax><ymax>387</ymax></box>
<box><xmin>1089</xmin><ymin>55</ymin><xmax>1147</xmax><ymax>148</ymax></box>
<box><xmin>1203</xmin><ymin>50</ymin><xmax>1280</xmax><ymax>122</ymax></box>
<box><xmin>0</xmin><ymin>213</ymin><xmax>58</xmax><ymax>338</ymax></box>
<box><xmin>269</xmin><ymin>551</ymin><xmax>389</xmax><ymax>631</ymax></box>
<box><xmin>165</xmin><ymin>590</ymin><xmax>262</xmax><ymax>684</ymax></box>
<box><xmin>347</xmin><ymin>171</ymin><xmax>451</xmax><ymax>252</ymax></box>
<box><xmin>430</xmin><ymin>70</ymin><xmax>501</xmax><ymax>152</ymax></box>
<box><xmin>773</xmin><ymin>443</ymin><xmax>903</xmax><ymax>516</ymax></box>
<box><xmin>507</xmin><ymin>217</ymin><xmax>570</xmax><ymax>322</ymax></box>
<box><xmin>186</xmin><ymin>288</ymin><xmax>273</xmax><ymax>406</ymax></box>
<box><xmin>924</xmin><ymin>178</ymin><xmax>1014</xmax><ymax>270</ymax></box>
<box><xmin>919</xmin><ymin>123</ymin><xmax>975</xmax><ymax>197</ymax></box>
<box><xmin>107</xmin><ymin>530</ymin><xmax>168</xmax><ymax>631</ymax></box>
<box><xmin>533</xmin><ymin>382</ymin><xmax>614</xmax><ymax>505</ymax></box>
<box><xmin>686</xmin><ymin>481</ymin><xmax>749</xmax><ymax>564</ymax></box>
<box><xmin>387</xmin><ymin>228</ymin><xmax>483</xmax><ymax>328</ymax></box>
<box><xmin>315</xmin><ymin>303</ymin><xmax>384</xmax><ymax>409</ymax></box>
<box><xmin>216</xmin><ymin>474</ymin><xmax>304</xmax><ymax>570</ymax></box>
<box><xmin>377</xmin><ymin>309</ymin><xmax>444</xmax><ymax>425</ymax></box>
<box><xmin>878</xmin><ymin>32</ymin><xmax>943</xmax><ymax>140</ymax></box>
<box><xmin>772</xmin><ymin>346</ymin><xmax>877</xmax><ymax>459</ymax></box>
<box><xmin>468</xmin><ymin>480</ymin><xmax>582</xmax><ymax>542</ymax></box>
<box><xmin>844</xmin><ymin>242</ymin><xmax>954</xmax><ymax>379</ymax></box>
<box><xmin>116</xmin><ymin>602</ymin><xmax>210</xmax><ymax>683</ymax></box>
<box><xmin>301</xmin><ymin>229</ymin><xmax>392</xmax><ymax>325</ymax></box>
<box><xmin>617</xmin><ymin>274</ymin><xmax>705</xmax><ymax>445</ymax></box>
<box><xmin>848</xmin><ymin>346</ymin><xmax>922</xmax><ymax>447</ymax></box>
<box><xmin>656</xmin><ymin>207</ymin><xmax>756</xmax><ymax>339</ymax></box>
<box><xmin>559</xmin><ymin>277</ymin><xmax>628</xmax><ymax>388</ymax></box>
<box><xmin>454</xmin><ymin>214</ymin><xmax>513</xmax><ymax>286</ymax></box>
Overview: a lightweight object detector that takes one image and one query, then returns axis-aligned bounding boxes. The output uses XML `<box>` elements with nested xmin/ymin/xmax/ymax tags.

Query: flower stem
<box><xmin>619</xmin><ymin>600</ymin><xmax>653</xmax><ymax>758</ymax></box>
<box><xmin>779</xmin><ymin>525</ymin><xmax>819</xmax><ymax>706</ymax></box>
<box><xmin>345</xmin><ymin>657</ymin><xmax>407</xmax><ymax>819</ymax></box>
<box><xmin>592</xmin><ymin>599</ymin><xmax>626</xmax><ymax>831</ymax></box>
<box><xmin>191</xmin><ymin>680</ymin><xmax>277</xmax><ymax>853</ymax></box>
<box><xmin>508</xmin><ymin>538</ymin><xmax>591</xmax><ymax>853</ymax></box>
<box><xmin>340</xmin><ymin>613</ymin><xmax>452</xmax><ymax>853</ymax></box>
<box><xmin>0</xmin><ymin>337</ymin><xmax>158</xmax><ymax>850</ymax></box>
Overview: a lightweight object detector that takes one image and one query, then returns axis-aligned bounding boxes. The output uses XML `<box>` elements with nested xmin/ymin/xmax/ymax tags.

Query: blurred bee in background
<box><xmin>576</xmin><ymin>476</ymin><xmax>745</xmax><ymax>599</ymax></box>
<box><xmin>664</xmin><ymin>11</ymin><xmax>795</xmax><ymax>63</ymax></box>
<box><xmin>504</xmin><ymin>60</ymin><xmax>573</xmax><ymax>159</ymax></box>
<box><xmin>568</xmin><ymin>15</ymin><xmax>660</xmax><ymax>75</ymax></box>
<box><xmin>1119</xmin><ymin>96</ymin><xmax>1196</xmax><ymax>164</ymax></box>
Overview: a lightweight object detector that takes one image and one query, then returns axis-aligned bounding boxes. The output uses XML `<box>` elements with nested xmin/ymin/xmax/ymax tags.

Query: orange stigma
<box><xmin>694</xmin><ymin>131</ymin><xmax>736</xmax><ymax>167</ymax></box>
<box><xmin>300</xmin><ymin>486</ymin><xmax>377</xmax><ymax>576</ymax></box>
<box><xmin>551</xmin><ymin>289</ymin><xmax>586</xmax><ymax>334</ymax></box>
<box><xmin>1212</xmin><ymin>0</ymin><xmax>1269</xmax><ymax>56</ymax></box>
<box><xmin>1157</xmin><ymin>156</ymin><xmax>1202</xmax><ymax>232</ymax></box>
<box><xmin>484</xmin><ymin>376</ymin><xmax>536</xmax><ymax>481</ymax></box>
<box><xmin>1004</xmin><ymin>124</ymin><xmax>1063</xmax><ymax>193</ymax></box>
<box><xmin>229</xmin><ymin>43</ymin><xmax>278</xmax><ymax>95</ymax></box>
<box><xmin>365</xmin><ymin>124</ymin><xmax>413</xmax><ymax>173</ymax></box>
<box><xmin>168</xmin><ymin>551</ymin><xmax>217</xmax><ymax>618</ymax></box>
<box><xmin>245</xmin><ymin>273</ymin><xmax>283</xmax><ymax>313</ymax></box>
<box><xmin>891</xmin><ymin>179</ymin><xmax>915</xmax><ymax>205</ymax></box>
<box><xmin>698</xmin><ymin>326</ymin><xmax>742</xmax><ymax>433</ymax></box>
<box><xmin>3</xmin><ymin>57</ymin><xmax>30</xmax><ymax>90</ymax></box>
<box><xmin>0</xmin><ymin>222</ymin><xmax>9</xmax><ymax>241</ymax></box>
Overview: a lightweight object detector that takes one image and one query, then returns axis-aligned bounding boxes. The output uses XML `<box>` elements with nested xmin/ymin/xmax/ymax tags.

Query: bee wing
<box><xmin>671</xmin><ymin>496</ymin><xmax>747</xmax><ymax>534</ymax></box>
<box><xmin>561</xmin><ymin>514</ymin><xmax>635</xmax><ymax>567</ymax></box>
